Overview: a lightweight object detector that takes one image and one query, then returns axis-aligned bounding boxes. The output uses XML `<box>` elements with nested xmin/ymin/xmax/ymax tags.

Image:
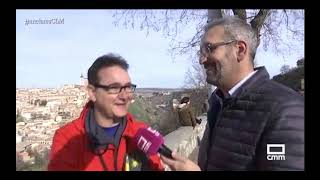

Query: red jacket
<box><xmin>48</xmin><ymin>102</ymin><xmax>164</xmax><ymax>171</ymax></box>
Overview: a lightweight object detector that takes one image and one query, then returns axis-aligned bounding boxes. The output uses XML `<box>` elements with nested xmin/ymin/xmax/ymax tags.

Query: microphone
<box><xmin>133</xmin><ymin>127</ymin><xmax>173</xmax><ymax>159</ymax></box>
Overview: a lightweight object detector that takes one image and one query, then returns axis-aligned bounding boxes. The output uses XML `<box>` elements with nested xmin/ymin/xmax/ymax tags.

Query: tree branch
<box><xmin>283</xmin><ymin>9</ymin><xmax>289</xmax><ymax>27</ymax></box>
<box><xmin>111</xmin><ymin>9</ymin><xmax>304</xmax><ymax>65</ymax></box>
<box><xmin>250</xmin><ymin>9</ymin><xmax>271</xmax><ymax>46</ymax></box>
<box><xmin>250</xmin><ymin>9</ymin><xmax>270</xmax><ymax>34</ymax></box>
<box><xmin>207</xmin><ymin>9</ymin><xmax>222</xmax><ymax>23</ymax></box>
<box><xmin>232</xmin><ymin>9</ymin><xmax>247</xmax><ymax>21</ymax></box>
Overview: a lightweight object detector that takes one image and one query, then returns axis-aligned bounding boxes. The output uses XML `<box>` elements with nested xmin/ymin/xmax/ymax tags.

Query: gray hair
<box><xmin>202</xmin><ymin>16</ymin><xmax>258</xmax><ymax>63</ymax></box>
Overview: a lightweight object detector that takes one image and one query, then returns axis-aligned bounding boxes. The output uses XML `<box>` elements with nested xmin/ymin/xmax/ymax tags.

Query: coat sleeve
<box><xmin>47</xmin><ymin>129</ymin><xmax>79</xmax><ymax>171</ymax></box>
<box><xmin>256</xmin><ymin>98</ymin><xmax>304</xmax><ymax>170</ymax></box>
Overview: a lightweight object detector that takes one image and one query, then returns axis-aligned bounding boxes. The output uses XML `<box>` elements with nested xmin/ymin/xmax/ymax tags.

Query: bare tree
<box><xmin>112</xmin><ymin>9</ymin><xmax>304</xmax><ymax>63</ymax></box>
<box><xmin>112</xmin><ymin>9</ymin><xmax>303</xmax><ymax>96</ymax></box>
<box><xmin>184</xmin><ymin>60</ymin><xmax>208</xmax><ymax>89</ymax></box>
<box><xmin>183</xmin><ymin>60</ymin><xmax>212</xmax><ymax>116</ymax></box>
<box><xmin>112</xmin><ymin>10</ymin><xmax>207</xmax><ymax>61</ymax></box>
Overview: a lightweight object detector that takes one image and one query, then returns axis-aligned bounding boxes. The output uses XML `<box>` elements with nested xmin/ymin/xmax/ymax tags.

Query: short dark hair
<box><xmin>180</xmin><ymin>97</ymin><xmax>190</xmax><ymax>104</ymax></box>
<box><xmin>87</xmin><ymin>53</ymin><xmax>129</xmax><ymax>85</ymax></box>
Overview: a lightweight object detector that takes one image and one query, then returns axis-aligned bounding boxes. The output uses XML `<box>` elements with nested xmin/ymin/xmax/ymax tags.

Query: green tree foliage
<box><xmin>31</xmin><ymin>113</ymin><xmax>42</xmax><ymax>120</ymax></box>
<box><xmin>128</xmin><ymin>98</ymin><xmax>152</xmax><ymax>124</ymax></box>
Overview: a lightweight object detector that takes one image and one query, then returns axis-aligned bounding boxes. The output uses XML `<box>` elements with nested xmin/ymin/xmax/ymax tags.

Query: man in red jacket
<box><xmin>48</xmin><ymin>53</ymin><xmax>164</xmax><ymax>171</ymax></box>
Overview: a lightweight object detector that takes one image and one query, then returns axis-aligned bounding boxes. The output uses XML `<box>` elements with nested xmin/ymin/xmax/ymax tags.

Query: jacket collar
<box><xmin>210</xmin><ymin>66</ymin><xmax>270</xmax><ymax>107</ymax></box>
<box><xmin>231</xmin><ymin>66</ymin><xmax>270</xmax><ymax>97</ymax></box>
<box><xmin>78</xmin><ymin>101</ymin><xmax>138</xmax><ymax>154</ymax></box>
<box><xmin>85</xmin><ymin>107</ymin><xmax>127</xmax><ymax>148</ymax></box>
<box><xmin>78</xmin><ymin>101</ymin><xmax>137</xmax><ymax>136</ymax></box>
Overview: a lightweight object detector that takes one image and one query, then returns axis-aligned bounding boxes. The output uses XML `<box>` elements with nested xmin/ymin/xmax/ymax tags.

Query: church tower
<box><xmin>80</xmin><ymin>73</ymin><xmax>88</xmax><ymax>86</ymax></box>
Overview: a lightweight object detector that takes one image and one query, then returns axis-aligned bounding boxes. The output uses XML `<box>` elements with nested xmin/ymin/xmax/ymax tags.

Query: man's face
<box><xmin>199</xmin><ymin>26</ymin><xmax>237</xmax><ymax>87</ymax></box>
<box><xmin>90</xmin><ymin>66</ymin><xmax>133</xmax><ymax>119</ymax></box>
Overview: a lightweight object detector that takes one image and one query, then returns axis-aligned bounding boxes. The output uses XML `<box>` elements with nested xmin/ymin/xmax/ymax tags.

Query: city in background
<box><xmin>16</xmin><ymin>9</ymin><xmax>304</xmax><ymax>170</ymax></box>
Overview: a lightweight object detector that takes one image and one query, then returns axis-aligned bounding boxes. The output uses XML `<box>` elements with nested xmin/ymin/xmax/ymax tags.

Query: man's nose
<box><xmin>199</xmin><ymin>55</ymin><xmax>208</xmax><ymax>65</ymax></box>
<box><xmin>118</xmin><ymin>89</ymin><xmax>131</xmax><ymax>100</ymax></box>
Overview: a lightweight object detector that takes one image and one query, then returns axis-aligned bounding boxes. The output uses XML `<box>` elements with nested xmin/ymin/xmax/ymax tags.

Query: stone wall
<box><xmin>163</xmin><ymin>115</ymin><xmax>207</xmax><ymax>171</ymax></box>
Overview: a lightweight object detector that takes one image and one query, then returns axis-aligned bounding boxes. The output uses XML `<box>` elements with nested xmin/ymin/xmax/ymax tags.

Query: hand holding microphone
<box><xmin>160</xmin><ymin>151</ymin><xmax>201</xmax><ymax>171</ymax></box>
<box><xmin>133</xmin><ymin>127</ymin><xmax>201</xmax><ymax>171</ymax></box>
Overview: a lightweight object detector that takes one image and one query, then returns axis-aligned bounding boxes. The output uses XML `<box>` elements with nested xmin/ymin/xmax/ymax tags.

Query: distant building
<box><xmin>21</xmin><ymin>112</ymin><xmax>31</xmax><ymax>120</ymax></box>
<box><xmin>16</xmin><ymin>122</ymin><xmax>26</xmax><ymax>126</ymax></box>
<box><xmin>162</xmin><ymin>92</ymin><xmax>171</xmax><ymax>95</ymax></box>
<box><xmin>156</xmin><ymin>104</ymin><xmax>167</xmax><ymax>109</ymax></box>
<box><xmin>16</xmin><ymin>142</ymin><xmax>32</xmax><ymax>153</ymax></box>
<box><xmin>80</xmin><ymin>73</ymin><xmax>88</xmax><ymax>86</ymax></box>
<box><xmin>55</xmin><ymin>116</ymin><xmax>62</xmax><ymax>122</ymax></box>
<box><xmin>16</xmin><ymin>133</ymin><xmax>22</xmax><ymax>144</ymax></box>
<box><xmin>19</xmin><ymin>151</ymin><xmax>31</xmax><ymax>162</ymax></box>
<box><xmin>16</xmin><ymin>84</ymin><xmax>91</xmax><ymax>157</ymax></box>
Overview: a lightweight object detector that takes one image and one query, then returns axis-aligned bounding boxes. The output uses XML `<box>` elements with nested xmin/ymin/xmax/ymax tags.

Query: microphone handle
<box><xmin>159</xmin><ymin>144</ymin><xmax>173</xmax><ymax>159</ymax></box>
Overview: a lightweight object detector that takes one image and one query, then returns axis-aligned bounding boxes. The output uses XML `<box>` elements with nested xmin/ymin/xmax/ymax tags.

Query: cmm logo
<box><xmin>267</xmin><ymin>144</ymin><xmax>285</xmax><ymax>161</ymax></box>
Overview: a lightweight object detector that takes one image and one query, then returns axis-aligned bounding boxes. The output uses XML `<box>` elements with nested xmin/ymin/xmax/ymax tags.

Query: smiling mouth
<box><xmin>206</xmin><ymin>64</ymin><xmax>216</xmax><ymax>72</ymax></box>
<box><xmin>115</xmin><ymin>103</ymin><xmax>126</xmax><ymax>106</ymax></box>
<box><xmin>204</xmin><ymin>60</ymin><xmax>217</xmax><ymax>69</ymax></box>
<box><xmin>206</xmin><ymin>68</ymin><xmax>213</xmax><ymax>73</ymax></box>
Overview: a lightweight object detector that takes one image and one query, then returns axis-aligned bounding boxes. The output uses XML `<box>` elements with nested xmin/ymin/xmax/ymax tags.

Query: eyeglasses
<box><xmin>94</xmin><ymin>83</ymin><xmax>137</xmax><ymax>94</ymax></box>
<box><xmin>200</xmin><ymin>40</ymin><xmax>237</xmax><ymax>56</ymax></box>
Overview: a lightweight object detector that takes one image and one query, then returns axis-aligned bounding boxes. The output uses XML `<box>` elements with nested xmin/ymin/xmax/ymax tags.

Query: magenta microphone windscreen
<box><xmin>133</xmin><ymin>127</ymin><xmax>164</xmax><ymax>156</ymax></box>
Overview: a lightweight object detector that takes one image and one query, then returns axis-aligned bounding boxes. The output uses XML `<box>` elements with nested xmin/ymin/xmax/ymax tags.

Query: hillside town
<box><xmin>16</xmin><ymin>77</ymin><xmax>89</xmax><ymax>166</ymax></box>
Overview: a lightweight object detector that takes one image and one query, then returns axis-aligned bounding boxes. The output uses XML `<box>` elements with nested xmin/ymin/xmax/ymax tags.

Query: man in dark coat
<box><xmin>161</xmin><ymin>16</ymin><xmax>304</xmax><ymax>171</ymax></box>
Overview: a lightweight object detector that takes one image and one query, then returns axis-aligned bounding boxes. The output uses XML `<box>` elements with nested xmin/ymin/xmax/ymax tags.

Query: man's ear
<box><xmin>87</xmin><ymin>84</ymin><xmax>97</xmax><ymax>102</ymax></box>
<box><xmin>236</xmin><ymin>41</ymin><xmax>247</xmax><ymax>62</ymax></box>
